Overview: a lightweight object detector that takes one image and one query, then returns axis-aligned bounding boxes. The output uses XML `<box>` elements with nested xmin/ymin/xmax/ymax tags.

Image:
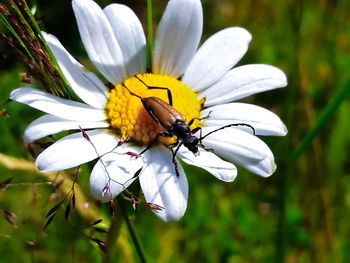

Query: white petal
<box><xmin>178</xmin><ymin>147</ymin><xmax>237</xmax><ymax>182</ymax></box>
<box><xmin>153</xmin><ymin>0</ymin><xmax>203</xmax><ymax>77</ymax></box>
<box><xmin>201</xmin><ymin>103</ymin><xmax>287</xmax><ymax>136</ymax></box>
<box><xmin>90</xmin><ymin>152</ymin><xmax>143</xmax><ymax>202</ymax></box>
<box><xmin>139</xmin><ymin>147</ymin><xmax>188</xmax><ymax>222</ymax></box>
<box><xmin>10</xmin><ymin>88</ymin><xmax>106</xmax><ymax>121</ymax></box>
<box><xmin>36</xmin><ymin>129</ymin><xmax>121</xmax><ymax>172</ymax></box>
<box><xmin>104</xmin><ymin>4</ymin><xmax>146</xmax><ymax>76</ymax></box>
<box><xmin>200</xmin><ymin>64</ymin><xmax>288</xmax><ymax>106</ymax></box>
<box><xmin>72</xmin><ymin>0</ymin><xmax>127</xmax><ymax>84</ymax></box>
<box><xmin>43</xmin><ymin>32</ymin><xmax>107</xmax><ymax>108</ymax></box>
<box><xmin>201</xmin><ymin>127</ymin><xmax>276</xmax><ymax>177</ymax></box>
<box><xmin>182</xmin><ymin>27</ymin><xmax>251</xmax><ymax>91</ymax></box>
<box><xmin>24</xmin><ymin>114</ymin><xmax>108</xmax><ymax>142</ymax></box>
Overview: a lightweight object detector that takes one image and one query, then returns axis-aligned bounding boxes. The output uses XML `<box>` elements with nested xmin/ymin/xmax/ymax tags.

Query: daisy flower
<box><xmin>10</xmin><ymin>0</ymin><xmax>287</xmax><ymax>221</ymax></box>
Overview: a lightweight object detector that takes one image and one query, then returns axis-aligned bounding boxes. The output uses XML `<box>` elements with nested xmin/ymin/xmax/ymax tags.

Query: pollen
<box><xmin>105</xmin><ymin>74</ymin><xmax>203</xmax><ymax>146</ymax></box>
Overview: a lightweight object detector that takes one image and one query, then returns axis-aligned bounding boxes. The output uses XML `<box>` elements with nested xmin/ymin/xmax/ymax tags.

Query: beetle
<box><xmin>122</xmin><ymin>75</ymin><xmax>255</xmax><ymax>177</ymax></box>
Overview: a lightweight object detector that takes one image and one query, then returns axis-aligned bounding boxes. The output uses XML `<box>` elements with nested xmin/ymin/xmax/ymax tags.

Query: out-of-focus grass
<box><xmin>1</xmin><ymin>0</ymin><xmax>350</xmax><ymax>262</ymax></box>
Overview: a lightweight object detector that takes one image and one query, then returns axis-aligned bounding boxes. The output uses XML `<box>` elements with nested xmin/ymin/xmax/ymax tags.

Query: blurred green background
<box><xmin>1</xmin><ymin>0</ymin><xmax>350</xmax><ymax>262</ymax></box>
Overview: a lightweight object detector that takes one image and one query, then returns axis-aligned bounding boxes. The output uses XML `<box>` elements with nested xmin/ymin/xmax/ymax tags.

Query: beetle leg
<box><xmin>139</xmin><ymin>132</ymin><xmax>173</xmax><ymax>156</ymax></box>
<box><xmin>122</xmin><ymin>82</ymin><xmax>164</xmax><ymax>126</ymax></box>
<box><xmin>188</xmin><ymin>111</ymin><xmax>212</xmax><ymax>127</ymax></box>
<box><xmin>122</xmin><ymin>83</ymin><xmax>142</xmax><ymax>99</ymax></box>
<box><xmin>171</xmin><ymin>141</ymin><xmax>184</xmax><ymax>177</ymax></box>
<box><xmin>134</xmin><ymin>75</ymin><xmax>173</xmax><ymax>106</ymax></box>
<box><xmin>148</xmin><ymin>87</ymin><xmax>173</xmax><ymax>106</ymax></box>
<box><xmin>191</xmin><ymin>127</ymin><xmax>215</xmax><ymax>153</ymax></box>
<box><xmin>191</xmin><ymin>127</ymin><xmax>201</xmax><ymax>134</ymax></box>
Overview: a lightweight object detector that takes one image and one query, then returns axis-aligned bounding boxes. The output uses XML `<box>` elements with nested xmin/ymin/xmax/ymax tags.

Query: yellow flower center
<box><xmin>105</xmin><ymin>73</ymin><xmax>203</xmax><ymax>146</ymax></box>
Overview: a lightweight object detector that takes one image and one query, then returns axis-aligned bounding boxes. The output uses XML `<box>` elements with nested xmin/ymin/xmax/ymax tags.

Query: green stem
<box><xmin>103</xmin><ymin>203</ymin><xmax>123</xmax><ymax>263</ymax></box>
<box><xmin>146</xmin><ymin>0</ymin><xmax>153</xmax><ymax>71</ymax></box>
<box><xmin>20</xmin><ymin>0</ymin><xmax>71</xmax><ymax>97</ymax></box>
<box><xmin>21</xmin><ymin>0</ymin><xmax>57</xmax><ymax>67</ymax></box>
<box><xmin>124</xmin><ymin>215</ymin><xmax>147</xmax><ymax>263</ymax></box>
<box><xmin>119</xmin><ymin>197</ymin><xmax>147</xmax><ymax>263</ymax></box>
<box><xmin>289</xmin><ymin>78</ymin><xmax>350</xmax><ymax>164</ymax></box>
<box><xmin>0</xmin><ymin>13</ymin><xmax>35</xmax><ymax>62</ymax></box>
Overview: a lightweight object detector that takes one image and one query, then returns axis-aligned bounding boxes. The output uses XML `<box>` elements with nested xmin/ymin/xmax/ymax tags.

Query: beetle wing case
<box><xmin>144</xmin><ymin>97</ymin><xmax>186</xmax><ymax>131</ymax></box>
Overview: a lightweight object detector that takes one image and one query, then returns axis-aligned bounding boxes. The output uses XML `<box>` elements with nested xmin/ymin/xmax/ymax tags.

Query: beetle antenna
<box><xmin>199</xmin><ymin>123</ymin><xmax>256</xmax><ymax>142</ymax></box>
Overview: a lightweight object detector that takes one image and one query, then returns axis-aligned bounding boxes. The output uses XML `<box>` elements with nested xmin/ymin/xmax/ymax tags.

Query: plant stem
<box><xmin>289</xmin><ymin>78</ymin><xmax>350</xmax><ymax>164</ymax></box>
<box><xmin>124</xmin><ymin>215</ymin><xmax>147</xmax><ymax>263</ymax></box>
<box><xmin>20</xmin><ymin>0</ymin><xmax>71</xmax><ymax>98</ymax></box>
<box><xmin>103</xmin><ymin>203</ymin><xmax>123</xmax><ymax>263</ymax></box>
<box><xmin>146</xmin><ymin>0</ymin><xmax>153</xmax><ymax>71</ymax></box>
<box><xmin>119</xmin><ymin>198</ymin><xmax>147</xmax><ymax>263</ymax></box>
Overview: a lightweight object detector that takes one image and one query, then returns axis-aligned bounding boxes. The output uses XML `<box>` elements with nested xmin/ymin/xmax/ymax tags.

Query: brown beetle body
<box><xmin>142</xmin><ymin>97</ymin><xmax>185</xmax><ymax>131</ymax></box>
<box><xmin>143</xmin><ymin>97</ymin><xmax>185</xmax><ymax>128</ymax></box>
<box><xmin>138</xmin><ymin>95</ymin><xmax>201</xmax><ymax>155</ymax></box>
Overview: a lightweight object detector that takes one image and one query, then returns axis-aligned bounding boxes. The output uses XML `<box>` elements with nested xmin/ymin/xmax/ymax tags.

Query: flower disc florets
<box><xmin>105</xmin><ymin>73</ymin><xmax>202</xmax><ymax>146</ymax></box>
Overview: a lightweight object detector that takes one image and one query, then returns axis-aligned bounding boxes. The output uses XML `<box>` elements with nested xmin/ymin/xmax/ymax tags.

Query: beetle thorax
<box><xmin>170</xmin><ymin>121</ymin><xmax>191</xmax><ymax>139</ymax></box>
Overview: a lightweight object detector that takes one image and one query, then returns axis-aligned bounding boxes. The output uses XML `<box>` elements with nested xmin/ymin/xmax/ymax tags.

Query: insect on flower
<box><xmin>9</xmin><ymin>0</ymin><xmax>288</xmax><ymax>221</ymax></box>
<box><xmin>122</xmin><ymin>75</ymin><xmax>256</xmax><ymax>177</ymax></box>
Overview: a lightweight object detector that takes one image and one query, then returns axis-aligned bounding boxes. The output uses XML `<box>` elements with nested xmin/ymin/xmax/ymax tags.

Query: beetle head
<box><xmin>183</xmin><ymin>136</ymin><xmax>199</xmax><ymax>155</ymax></box>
